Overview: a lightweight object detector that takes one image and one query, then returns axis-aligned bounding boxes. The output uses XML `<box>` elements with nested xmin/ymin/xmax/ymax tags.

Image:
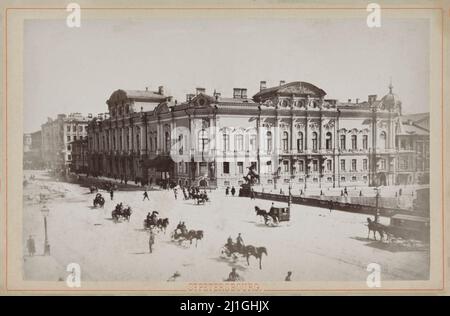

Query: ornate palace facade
<box><xmin>86</xmin><ymin>81</ymin><xmax>429</xmax><ymax>188</ymax></box>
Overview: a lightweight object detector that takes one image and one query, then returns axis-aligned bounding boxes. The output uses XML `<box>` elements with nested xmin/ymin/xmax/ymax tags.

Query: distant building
<box><xmin>70</xmin><ymin>138</ymin><xmax>89</xmax><ymax>174</ymax></box>
<box><xmin>41</xmin><ymin>113</ymin><xmax>91</xmax><ymax>172</ymax></box>
<box><xmin>23</xmin><ymin>131</ymin><xmax>44</xmax><ymax>169</ymax></box>
<box><xmin>86</xmin><ymin>81</ymin><xmax>429</xmax><ymax>188</ymax></box>
<box><xmin>23</xmin><ymin>133</ymin><xmax>32</xmax><ymax>153</ymax></box>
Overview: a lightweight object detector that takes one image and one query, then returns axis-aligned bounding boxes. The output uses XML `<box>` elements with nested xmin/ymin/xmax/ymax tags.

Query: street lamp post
<box><xmin>41</xmin><ymin>204</ymin><xmax>51</xmax><ymax>255</ymax></box>
<box><xmin>374</xmin><ymin>187</ymin><xmax>380</xmax><ymax>223</ymax></box>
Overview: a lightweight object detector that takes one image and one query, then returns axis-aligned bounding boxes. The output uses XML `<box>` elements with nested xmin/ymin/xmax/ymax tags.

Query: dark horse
<box><xmin>183</xmin><ymin>230</ymin><xmax>204</xmax><ymax>247</ymax></box>
<box><xmin>367</xmin><ymin>218</ymin><xmax>385</xmax><ymax>241</ymax></box>
<box><xmin>112</xmin><ymin>206</ymin><xmax>132</xmax><ymax>222</ymax></box>
<box><xmin>254</xmin><ymin>206</ymin><xmax>278</xmax><ymax>225</ymax></box>
<box><xmin>221</xmin><ymin>242</ymin><xmax>268</xmax><ymax>270</ymax></box>
<box><xmin>93</xmin><ymin>194</ymin><xmax>105</xmax><ymax>208</ymax></box>
<box><xmin>156</xmin><ymin>218</ymin><xmax>170</xmax><ymax>234</ymax></box>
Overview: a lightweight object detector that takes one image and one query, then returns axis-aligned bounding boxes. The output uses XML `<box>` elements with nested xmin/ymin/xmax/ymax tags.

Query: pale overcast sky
<box><xmin>24</xmin><ymin>17</ymin><xmax>429</xmax><ymax>133</ymax></box>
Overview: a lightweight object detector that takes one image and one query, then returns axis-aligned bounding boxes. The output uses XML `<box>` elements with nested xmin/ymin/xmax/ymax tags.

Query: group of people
<box><xmin>176</xmin><ymin>221</ymin><xmax>188</xmax><ymax>235</ymax></box>
<box><xmin>225</xmin><ymin>186</ymin><xmax>236</xmax><ymax>197</ymax></box>
<box><xmin>226</xmin><ymin>233</ymin><xmax>245</xmax><ymax>252</ymax></box>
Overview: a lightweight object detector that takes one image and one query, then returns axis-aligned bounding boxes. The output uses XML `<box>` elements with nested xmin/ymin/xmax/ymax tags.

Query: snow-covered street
<box><xmin>22</xmin><ymin>172</ymin><xmax>429</xmax><ymax>283</ymax></box>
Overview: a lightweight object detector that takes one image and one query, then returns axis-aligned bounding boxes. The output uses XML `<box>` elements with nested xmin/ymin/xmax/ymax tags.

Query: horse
<box><xmin>254</xmin><ymin>206</ymin><xmax>269</xmax><ymax>223</ymax></box>
<box><xmin>243</xmin><ymin>245</ymin><xmax>267</xmax><ymax>270</ymax></box>
<box><xmin>183</xmin><ymin>230</ymin><xmax>204</xmax><ymax>247</ymax></box>
<box><xmin>112</xmin><ymin>206</ymin><xmax>132</xmax><ymax>223</ymax></box>
<box><xmin>367</xmin><ymin>218</ymin><xmax>385</xmax><ymax>241</ymax></box>
<box><xmin>221</xmin><ymin>242</ymin><xmax>267</xmax><ymax>270</ymax></box>
<box><xmin>156</xmin><ymin>218</ymin><xmax>169</xmax><ymax>234</ymax></box>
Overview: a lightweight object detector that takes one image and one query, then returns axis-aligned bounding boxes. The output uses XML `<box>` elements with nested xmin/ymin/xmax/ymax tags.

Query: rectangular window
<box><xmin>313</xmin><ymin>160</ymin><xmax>318</xmax><ymax>172</ymax></box>
<box><xmin>351</xmin><ymin>159</ymin><xmax>357</xmax><ymax>171</ymax></box>
<box><xmin>363</xmin><ymin>159</ymin><xmax>368</xmax><ymax>171</ymax></box>
<box><xmin>283</xmin><ymin>161</ymin><xmax>289</xmax><ymax>173</ymax></box>
<box><xmin>67</xmin><ymin>125</ymin><xmax>71</xmax><ymax>132</ymax></box>
<box><xmin>340</xmin><ymin>135</ymin><xmax>346</xmax><ymax>150</ymax></box>
<box><xmin>351</xmin><ymin>135</ymin><xmax>357</xmax><ymax>150</ymax></box>
<box><xmin>237</xmin><ymin>162</ymin><xmax>244</xmax><ymax>174</ymax></box>
<box><xmin>250</xmin><ymin>135</ymin><xmax>257</xmax><ymax>151</ymax></box>
<box><xmin>236</xmin><ymin>135</ymin><xmax>244</xmax><ymax>152</ymax></box>
<box><xmin>199</xmin><ymin>162</ymin><xmax>208</xmax><ymax>175</ymax></box>
<box><xmin>298</xmin><ymin>160</ymin><xmax>304</xmax><ymax>172</ymax></box>
<box><xmin>223</xmin><ymin>134</ymin><xmax>230</xmax><ymax>152</ymax></box>
<box><xmin>67</xmin><ymin>155</ymin><xmax>71</xmax><ymax>161</ymax></box>
<box><xmin>223</xmin><ymin>162</ymin><xmax>230</xmax><ymax>174</ymax></box>
<box><xmin>266</xmin><ymin>161</ymin><xmax>272</xmax><ymax>174</ymax></box>
<box><xmin>340</xmin><ymin>159</ymin><xmax>346</xmax><ymax>171</ymax></box>
<box><xmin>326</xmin><ymin>160</ymin><xmax>332</xmax><ymax>171</ymax></box>
<box><xmin>67</xmin><ymin>136</ymin><xmax>71</xmax><ymax>142</ymax></box>
<box><xmin>363</xmin><ymin>135</ymin><xmax>368</xmax><ymax>150</ymax></box>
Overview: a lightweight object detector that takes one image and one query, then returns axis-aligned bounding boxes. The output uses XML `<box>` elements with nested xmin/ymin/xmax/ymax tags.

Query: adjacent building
<box><xmin>41</xmin><ymin>113</ymin><xmax>91</xmax><ymax>172</ymax></box>
<box><xmin>86</xmin><ymin>81</ymin><xmax>429</xmax><ymax>188</ymax></box>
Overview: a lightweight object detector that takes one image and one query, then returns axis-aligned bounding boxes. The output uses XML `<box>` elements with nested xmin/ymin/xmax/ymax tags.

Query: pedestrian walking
<box><xmin>285</xmin><ymin>271</ymin><xmax>292</xmax><ymax>281</ymax></box>
<box><xmin>148</xmin><ymin>230</ymin><xmax>155</xmax><ymax>254</ymax></box>
<box><xmin>231</xmin><ymin>186</ymin><xmax>236</xmax><ymax>196</ymax></box>
<box><xmin>143</xmin><ymin>190</ymin><xmax>149</xmax><ymax>201</ymax></box>
<box><xmin>110</xmin><ymin>189</ymin><xmax>114</xmax><ymax>201</ymax></box>
<box><xmin>174</xmin><ymin>188</ymin><xmax>178</xmax><ymax>200</ymax></box>
<box><xmin>225</xmin><ymin>186</ymin><xmax>230</xmax><ymax>196</ymax></box>
<box><xmin>27</xmin><ymin>235</ymin><xmax>35</xmax><ymax>257</ymax></box>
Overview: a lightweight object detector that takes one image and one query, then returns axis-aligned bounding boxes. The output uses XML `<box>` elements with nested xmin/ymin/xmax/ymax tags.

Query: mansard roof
<box><xmin>253</xmin><ymin>81</ymin><xmax>327</xmax><ymax>102</ymax></box>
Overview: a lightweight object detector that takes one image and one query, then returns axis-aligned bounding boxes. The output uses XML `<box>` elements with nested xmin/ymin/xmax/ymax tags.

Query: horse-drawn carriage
<box><xmin>143</xmin><ymin>211</ymin><xmax>169</xmax><ymax>233</ymax></box>
<box><xmin>255</xmin><ymin>205</ymin><xmax>290</xmax><ymax>226</ymax></box>
<box><xmin>93</xmin><ymin>193</ymin><xmax>105</xmax><ymax>208</ymax></box>
<box><xmin>367</xmin><ymin>214</ymin><xmax>429</xmax><ymax>243</ymax></box>
<box><xmin>111</xmin><ymin>203</ymin><xmax>132</xmax><ymax>222</ymax></box>
<box><xmin>220</xmin><ymin>240</ymin><xmax>267</xmax><ymax>270</ymax></box>
<box><xmin>171</xmin><ymin>223</ymin><xmax>204</xmax><ymax>247</ymax></box>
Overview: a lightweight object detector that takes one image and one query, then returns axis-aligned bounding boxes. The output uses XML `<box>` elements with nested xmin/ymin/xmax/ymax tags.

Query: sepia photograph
<box><xmin>1</xmin><ymin>0</ymin><xmax>447</xmax><ymax>295</ymax></box>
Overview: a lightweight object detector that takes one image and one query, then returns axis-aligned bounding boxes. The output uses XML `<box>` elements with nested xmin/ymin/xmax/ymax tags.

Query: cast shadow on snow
<box><xmin>210</xmin><ymin>257</ymin><xmax>247</xmax><ymax>271</ymax></box>
<box><xmin>350</xmin><ymin>236</ymin><xmax>428</xmax><ymax>253</ymax></box>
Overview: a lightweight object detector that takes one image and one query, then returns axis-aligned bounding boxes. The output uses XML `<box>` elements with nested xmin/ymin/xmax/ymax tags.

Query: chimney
<box><xmin>186</xmin><ymin>93</ymin><xmax>195</xmax><ymax>102</ymax></box>
<box><xmin>348</xmin><ymin>99</ymin><xmax>351</xmax><ymax>103</ymax></box>
<box><xmin>368</xmin><ymin>94</ymin><xmax>377</xmax><ymax>105</ymax></box>
<box><xmin>233</xmin><ymin>88</ymin><xmax>247</xmax><ymax>99</ymax></box>
<box><xmin>213</xmin><ymin>91</ymin><xmax>221</xmax><ymax>99</ymax></box>
<box><xmin>158</xmin><ymin>86</ymin><xmax>165</xmax><ymax>95</ymax></box>
<box><xmin>196</xmin><ymin>87</ymin><xmax>205</xmax><ymax>95</ymax></box>
<box><xmin>260</xmin><ymin>81</ymin><xmax>267</xmax><ymax>91</ymax></box>
<box><xmin>145</xmin><ymin>87</ymin><xmax>149</xmax><ymax>91</ymax></box>
<box><xmin>356</xmin><ymin>98</ymin><xmax>359</xmax><ymax>104</ymax></box>
<box><xmin>279</xmin><ymin>80</ymin><xmax>286</xmax><ymax>86</ymax></box>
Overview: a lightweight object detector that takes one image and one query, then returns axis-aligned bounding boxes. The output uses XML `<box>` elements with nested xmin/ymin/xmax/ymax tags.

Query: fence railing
<box><xmin>253</xmin><ymin>192</ymin><xmax>416</xmax><ymax>217</ymax></box>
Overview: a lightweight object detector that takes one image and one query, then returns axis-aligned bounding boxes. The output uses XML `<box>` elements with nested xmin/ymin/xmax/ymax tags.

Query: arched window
<box><xmin>297</xmin><ymin>132</ymin><xmax>304</xmax><ymax>152</ymax></box>
<box><xmin>178</xmin><ymin>134</ymin><xmax>183</xmax><ymax>155</ymax></box>
<box><xmin>312</xmin><ymin>132</ymin><xmax>318</xmax><ymax>151</ymax></box>
<box><xmin>325</xmin><ymin>132</ymin><xmax>332</xmax><ymax>150</ymax></box>
<box><xmin>379</xmin><ymin>132</ymin><xmax>387</xmax><ymax>149</ymax></box>
<box><xmin>266</xmin><ymin>131</ymin><xmax>272</xmax><ymax>152</ymax></box>
<box><xmin>198</xmin><ymin>129</ymin><xmax>209</xmax><ymax>152</ymax></box>
<box><xmin>282</xmin><ymin>131</ymin><xmax>289</xmax><ymax>151</ymax></box>
<box><xmin>223</xmin><ymin>133</ymin><xmax>230</xmax><ymax>152</ymax></box>
<box><xmin>236</xmin><ymin>134</ymin><xmax>244</xmax><ymax>152</ymax></box>
<box><xmin>340</xmin><ymin>135</ymin><xmax>346</xmax><ymax>150</ymax></box>
<box><xmin>351</xmin><ymin>135</ymin><xmax>357</xmax><ymax>150</ymax></box>
<box><xmin>165</xmin><ymin>131</ymin><xmax>170</xmax><ymax>152</ymax></box>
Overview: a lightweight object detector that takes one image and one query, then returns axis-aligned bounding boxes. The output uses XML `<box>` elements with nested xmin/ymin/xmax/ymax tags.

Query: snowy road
<box><xmin>22</xmin><ymin>173</ymin><xmax>429</xmax><ymax>283</ymax></box>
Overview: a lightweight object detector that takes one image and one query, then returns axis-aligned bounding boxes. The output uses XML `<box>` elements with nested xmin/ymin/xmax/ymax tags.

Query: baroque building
<box><xmin>86</xmin><ymin>81</ymin><xmax>429</xmax><ymax>188</ymax></box>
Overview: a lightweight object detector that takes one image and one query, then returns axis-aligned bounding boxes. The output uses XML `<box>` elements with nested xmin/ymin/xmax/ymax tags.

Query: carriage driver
<box><xmin>227</xmin><ymin>236</ymin><xmax>233</xmax><ymax>250</ymax></box>
<box><xmin>236</xmin><ymin>233</ymin><xmax>244</xmax><ymax>252</ymax></box>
